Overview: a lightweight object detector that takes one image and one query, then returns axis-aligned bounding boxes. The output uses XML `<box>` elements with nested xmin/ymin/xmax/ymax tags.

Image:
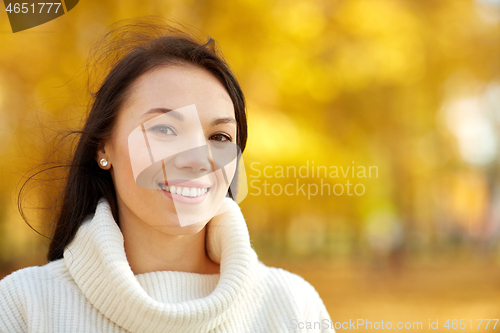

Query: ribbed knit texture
<box><xmin>0</xmin><ymin>198</ymin><xmax>333</xmax><ymax>333</ymax></box>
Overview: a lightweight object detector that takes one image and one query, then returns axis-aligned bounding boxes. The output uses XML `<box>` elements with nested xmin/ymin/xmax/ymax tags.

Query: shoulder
<box><xmin>0</xmin><ymin>259</ymin><xmax>72</xmax><ymax>290</ymax></box>
<box><xmin>0</xmin><ymin>259</ymin><xmax>74</xmax><ymax>302</ymax></box>
<box><xmin>259</xmin><ymin>262</ymin><xmax>335</xmax><ymax>332</ymax></box>
<box><xmin>0</xmin><ymin>260</ymin><xmax>73</xmax><ymax>332</ymax></box>
<box><xmin>257</xmin><ymin>262</ymin><xmax>320</xmax><ymax>297</ymax></box>
<box><xmin>257</xmin><ymin>262</ymin><xmax>330</xmax><ymax>313</ymax></box>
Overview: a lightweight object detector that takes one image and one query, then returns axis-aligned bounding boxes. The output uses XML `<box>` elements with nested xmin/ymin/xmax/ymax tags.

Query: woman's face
<box><xmin>101</xmin><ymin>64</ymin><xmax>237</xmax><ymax>234</ymax></box>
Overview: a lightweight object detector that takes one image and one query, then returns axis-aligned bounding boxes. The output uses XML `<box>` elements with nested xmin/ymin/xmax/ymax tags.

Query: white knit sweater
<box><xmin>0</xmin><ymin>198</ymin><xmax>333</xmax><ymax>333</ymax></box>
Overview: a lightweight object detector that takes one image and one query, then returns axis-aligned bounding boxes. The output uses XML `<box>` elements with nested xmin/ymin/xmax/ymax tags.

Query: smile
<box><xmin>158</xmin><ymin>183</ymin><xmax>209</xmax><ymax>198</ymax></box>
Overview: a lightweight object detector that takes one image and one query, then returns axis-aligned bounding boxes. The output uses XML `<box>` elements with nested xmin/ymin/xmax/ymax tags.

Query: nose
<box><xmin>173</xmin><ymin>145</ymin><xmax>212</xmax><ymax>173</ymax></box>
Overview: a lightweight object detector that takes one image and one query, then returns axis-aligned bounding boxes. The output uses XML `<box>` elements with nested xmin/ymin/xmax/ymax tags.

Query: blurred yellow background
<box><xmin>1</xmin><ymin>0</ymin><xmax>500</xmax><ymax>331</ymax></box>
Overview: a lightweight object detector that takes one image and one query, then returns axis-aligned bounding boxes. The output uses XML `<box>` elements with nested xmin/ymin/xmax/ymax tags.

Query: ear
<box><xmin>96</xmin><ymin>140</ymin><xmax>111</xmax><ymax>169</ymax></box>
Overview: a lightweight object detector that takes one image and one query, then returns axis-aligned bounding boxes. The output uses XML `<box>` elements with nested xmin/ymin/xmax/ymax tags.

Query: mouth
<box><xmin>157</xmin><ymin>183</ymin><xmax>210</xmax><ymax>198</ymax></box>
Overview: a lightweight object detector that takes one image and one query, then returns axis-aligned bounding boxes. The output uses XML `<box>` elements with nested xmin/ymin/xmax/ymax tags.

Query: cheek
<box><xmin>212</xmin><ymin>158</ymin><xmax>238</xmax><ymax>196</ymax></box>
<box><xmin>127</xmin><ymin>127</ymin><xmax>155</xmax><ymax>184</ymax></box>
<box><xmin>111</xmin><ymin>136</ymin><xmax>143</xmax><ymax>194</ymax></box>
<box><xmin>225</xmin><ymin>158</ymin><xmax>238</xmax><ymax>184</ymax></box>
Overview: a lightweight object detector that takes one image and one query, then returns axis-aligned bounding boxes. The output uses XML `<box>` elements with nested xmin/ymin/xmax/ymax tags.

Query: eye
<box><xmin>210</xmin><ymin>133</ymin><xmax>232</xmax><ymax>142</ymax></box>
<box><xmin>149</xmin><ymin>125</ymin><xmax>176</xmax><ymax>136</ymax></box>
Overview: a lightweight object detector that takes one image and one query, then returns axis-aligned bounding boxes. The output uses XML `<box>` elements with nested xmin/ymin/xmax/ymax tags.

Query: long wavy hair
<box><xmin>18</xmin><ymin>17</ymin><xmax>247</xmax><ymax>262</ymax></box>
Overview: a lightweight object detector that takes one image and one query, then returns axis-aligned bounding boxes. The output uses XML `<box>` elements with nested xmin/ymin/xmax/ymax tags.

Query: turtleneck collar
<box><xmin>64</xmin><ymin>197</ymin><xmax>259</xmax><ymax>333</ymax></box>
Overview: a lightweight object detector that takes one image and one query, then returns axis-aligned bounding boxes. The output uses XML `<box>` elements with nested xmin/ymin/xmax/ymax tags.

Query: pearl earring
<box><xmin>99</xmin><ymin>158</ymin><xmax>109</xmax><ymax>167</ymax></box>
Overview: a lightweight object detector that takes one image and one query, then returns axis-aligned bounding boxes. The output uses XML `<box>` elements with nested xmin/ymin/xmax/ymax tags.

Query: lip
<box><xmin>159</xmin><ymin>179</ymin><xmax>211</xmax><ymax>205</ymax></box>
<box><xmin>162</xmin><ymin>179</ymin><xmax>211</xmax><ymax>188</ymax></box>
<box><xmin>160</xmin><ymin>187</ymin><xmax>210</xmax><ymax>204</ymax></box>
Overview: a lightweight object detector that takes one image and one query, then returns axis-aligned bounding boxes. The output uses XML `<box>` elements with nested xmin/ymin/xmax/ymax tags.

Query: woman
<box><xmin>0</xmin><ymin>19</ymin><xmax>332</xmax><ymax>332</ymax></box>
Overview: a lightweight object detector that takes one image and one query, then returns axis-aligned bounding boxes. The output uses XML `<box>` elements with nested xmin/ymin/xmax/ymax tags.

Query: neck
<box><xmin>118</xmin><ymin>205</ymin><xmax>220</xmax><ymax>276</ymax></box>
<box><xmin>63</xmin><ymin>197</ymin><xmax>259</xmax><ymax>332</ymax></box>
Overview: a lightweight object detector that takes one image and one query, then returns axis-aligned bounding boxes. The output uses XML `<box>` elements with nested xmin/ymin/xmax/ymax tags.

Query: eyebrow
<box><xmin>211</xmin><ymin>117</ymin><xmax>237</xmax><ymax>127</ymax></box>
<box><xmin>141</xmin><ymin>108</ymin><xmax>184</xmax><ymax>121</ymax></box>
<box><xmin>141</xmin><ymin>107</ymin><xmax>236</xmax><ymax>126</ymax></box>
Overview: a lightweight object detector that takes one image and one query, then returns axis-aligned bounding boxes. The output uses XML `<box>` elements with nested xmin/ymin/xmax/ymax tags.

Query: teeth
<box><xmin>158</xmin><ymin>184</ymin><xmax>209</xmax><ymax>198</ymax></box>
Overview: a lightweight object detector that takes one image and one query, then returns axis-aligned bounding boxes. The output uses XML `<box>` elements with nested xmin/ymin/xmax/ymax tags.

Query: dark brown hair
<box><xmin>18</xmin><ymin>17</ymin><xmax>247</xmax><ymax>262</ymax></box>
